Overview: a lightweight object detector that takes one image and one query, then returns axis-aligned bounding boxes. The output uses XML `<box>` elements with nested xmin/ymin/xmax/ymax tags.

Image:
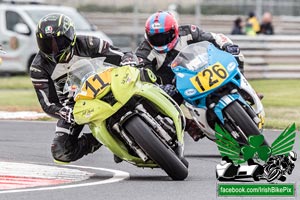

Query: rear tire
<box><xmin>125</xmin><ymin>116</ymin><xmax>188</xmax><ymax>180</ymax></box>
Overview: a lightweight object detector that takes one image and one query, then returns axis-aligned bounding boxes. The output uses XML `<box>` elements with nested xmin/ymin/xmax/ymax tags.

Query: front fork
<box><xmin>113</xmin><ymin>104</ymin><xmax>185</xmax><ymax>161</ymax></box>
<box><xmin>184</xmin><ymin>92</ymin><xmax>263</xmax><ymax>141</ymax></box>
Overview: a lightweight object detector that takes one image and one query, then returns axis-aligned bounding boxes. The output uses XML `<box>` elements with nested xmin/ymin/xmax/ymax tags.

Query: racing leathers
<box><xmin>30</xmin><ymin>35</ymin><xmax>127</xmax><ymax>163</ymax></box>
<box><xmin>136</xmin><ymin>25</ymin><xmax>244</xmax><ymax>93</ymax></box>
<box><xmin>135</xmin><ymin>25</ymin><xmax>244</xmax><ymax>141</ymax></box>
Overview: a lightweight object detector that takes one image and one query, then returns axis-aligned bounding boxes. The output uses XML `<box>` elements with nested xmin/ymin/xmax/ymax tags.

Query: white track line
<box><xmin>0</xmin><ymin>111</ymin><xmax>48</xmax><ymax>120</ymax></box>
<box><xmin>0</xmin><ymin>164</ymin><xmax>130</xmax><ymax>194</ymax></box>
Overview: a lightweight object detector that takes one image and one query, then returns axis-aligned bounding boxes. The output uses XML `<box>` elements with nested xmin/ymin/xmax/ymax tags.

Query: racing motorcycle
<box><xmin>170</xmin><ymin>41</ymin><xmax>266</xmax><ymax>145</ymax></box>
<box><xmin>64</xmin><ymin>58</ymin><xmax>188</xmax><ymax>180</ymax></box>
<box><xmin>262</xmin><ymin>151</ymin><xmax>297</xmax><ymax>182</ymax></box>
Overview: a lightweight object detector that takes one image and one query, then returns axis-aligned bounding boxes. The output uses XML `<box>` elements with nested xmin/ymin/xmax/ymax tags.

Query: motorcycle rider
<box><xmin>30</xmin><ymin>13</ymin><xmax>135</xmax><ymax>163</ymax></box>
<box><xmin>135</xmin><ymin>11</ymin><xmax>244</xmax><ymax>141</ymax></box>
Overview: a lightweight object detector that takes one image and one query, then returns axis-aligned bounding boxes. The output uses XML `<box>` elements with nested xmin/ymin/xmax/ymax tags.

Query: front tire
<box><xmin>224</xmin><ymin>101</ymin><xmax>267</xmax><ymax>145</ymax></box>
<box><xmin>125</xmin><ymin>116</ymin><xmax>188</xmax><ymax>180</ymax></box>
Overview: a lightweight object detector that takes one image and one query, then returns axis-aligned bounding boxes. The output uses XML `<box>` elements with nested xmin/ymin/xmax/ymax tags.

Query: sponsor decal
<box><xmin>218</xmin><ymin>33</ymin><xmax>229</xmax><ymax>44</ymax></box>
<box><xmin>176</xmin><ymin>72</ymin><xmax>185</xmax><ymax>78</ymax></box>
<box><xmin>30</xmin><ymin>66</ymin><xmax>41</xmax><ymax>73</ymax></box>
<box><xmin>184</xmin><ymin>88</ymin><xmax>197</xmax><ymax>96</ymax></box>
<box><xmin>227</xmin><ymin>62</ymin><xmax>236</xmax><ymax>71</ymax></box>
<box><xmin>45</xmin><ymin>26</ymin><xmax>53</xmax><ymax>34</ymax></box>
<box><xmin>152</xmin><ymin>22</ymin><xmax>162</xmax><ymax>29</ymax></box>
<box><xmin>191</xmin><ymin>25</ymin><xmax>197</xmax><ymax>32</ymax></box>
<box><xmin>81</xmin><ymin>108</ymin><xmax>94</xmax><ymax>118</ymax></box>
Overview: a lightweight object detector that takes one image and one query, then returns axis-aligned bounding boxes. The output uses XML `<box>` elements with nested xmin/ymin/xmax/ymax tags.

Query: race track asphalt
<box><xmin>0</xmin><ymin>120</ymin><xmax>299</xmax><ymax>200</ymax></box>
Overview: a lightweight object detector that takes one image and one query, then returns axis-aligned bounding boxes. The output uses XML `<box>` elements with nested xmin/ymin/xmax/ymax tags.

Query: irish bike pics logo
<box><xmin>215</xmin><ymin>123</ymin><xmax>297</xmax><ymax>182</ymax></box>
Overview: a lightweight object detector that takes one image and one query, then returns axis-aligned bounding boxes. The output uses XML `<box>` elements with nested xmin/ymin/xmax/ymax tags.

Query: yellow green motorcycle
<box><xmin>64</xmin><ymin>58</ymin><xmax>188</xmax><ymax>180</ymax></box>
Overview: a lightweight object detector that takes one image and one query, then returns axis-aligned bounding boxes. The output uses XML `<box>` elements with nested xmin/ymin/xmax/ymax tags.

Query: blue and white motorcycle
<box><xmin>171</xmin><ymin>41</ymin><xmax>265</xmax><ymax>145</ymax></box>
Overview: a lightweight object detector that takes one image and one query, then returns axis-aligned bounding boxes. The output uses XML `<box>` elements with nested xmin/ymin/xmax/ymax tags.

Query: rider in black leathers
<box><xmin>30</xmin><ymin>13</ymin><xmax>134</xmax><ymax>163</ymax></box>
<box><xmin>135</xmin><ymin>11</ymin><xmax>244</xmax><ymax>141</ymax></box>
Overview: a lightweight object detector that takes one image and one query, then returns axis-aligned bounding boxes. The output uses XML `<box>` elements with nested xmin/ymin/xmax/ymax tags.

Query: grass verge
<box><xmin>0</xmin><ymin>76</ymin><xmax>299</xmax><ymax>129</ymax></box>
<box><xmin>250</xmin><ymin>79</ymin><xmax>300</xmax><ymax>129</ymax></box>
<box><xmin>0</xmin><ymin>75</ymin><xmax>33</xmax><ymax>89</ymax></box>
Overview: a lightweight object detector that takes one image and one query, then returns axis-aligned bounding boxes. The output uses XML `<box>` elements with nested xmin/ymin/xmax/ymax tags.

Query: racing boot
<box><xmin>51</xmin><ymin>132</ymin><xmax>102</xmax><ymax>164</ymax></box>
<box><xmin>81</xmin><ymin>133</ymin><xmax>102</xmax><ymax>155</ymax></box>
<box><xmin>114</xmin><ymin>155</ymin><xmax>123</xmax><ymax>163</ymax></box>
<box><xmin>185</xmin><ymin>118</ymin><xmax>205</xmax><ymax>141</ymax></box>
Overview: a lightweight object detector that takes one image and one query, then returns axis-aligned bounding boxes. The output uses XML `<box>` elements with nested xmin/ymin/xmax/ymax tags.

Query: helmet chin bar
<box><xmin>57</xmin><ymin>46</ymin><xmax>74</xmax><ymax>63</ymax></box>
<box><xmin>65</xmin><ymin>52</ymin><xmax>71</xmax><ymax>61</ymax></box>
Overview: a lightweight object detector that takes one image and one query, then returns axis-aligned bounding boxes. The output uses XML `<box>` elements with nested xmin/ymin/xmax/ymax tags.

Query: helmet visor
<box><xmin>37</xmin><ymin>36</ymin><xmax>72</xmax><ymax>56</ymax></box>
<box><xmin>147</xmin><ymin>29</ymin><xmax>175</xmax><ymax>47</ymax></box>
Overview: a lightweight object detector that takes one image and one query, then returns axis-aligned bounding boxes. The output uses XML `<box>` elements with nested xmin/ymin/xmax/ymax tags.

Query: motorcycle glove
<box><xmin>59</xmin><ymin>106</ymin><xmax>74</xmax><ymax>124</ymax></box>
<box><xmin>223</xmin><ymin>44</ymin><xmax>244</xmax><ymax>73</ymax></box>
<box><xmin>159</xmin><ymin>84</ymin><xmax>177</xmax><ymax>96</ymax></box>
<box><xmin>223</xmin><ymin>44</ymin><xmax>240</xmax><ymax>55</ymax></box>
<box><xmin>120</xmin><ymin>52</ymin><xmax>139</xmax><ymax>66</ymax></box>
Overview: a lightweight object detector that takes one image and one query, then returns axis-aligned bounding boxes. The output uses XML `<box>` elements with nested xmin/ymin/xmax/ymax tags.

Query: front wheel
<box><xmin>224</xmin><ymin>101</ymin><xmax>268</xmax><ymax>146</ymax></box>
<box><xmin>125</xmin><ymin>116</ymin><xmax>188</xmax><ymax>180</ymax></box>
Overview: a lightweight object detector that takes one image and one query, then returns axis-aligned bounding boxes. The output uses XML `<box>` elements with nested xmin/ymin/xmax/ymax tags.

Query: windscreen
<box><xmin>63</xmin><ymin>57</ymin><xmax>112</xmax><ymax>97</ymax></box>
<box><xmin>171</xmin><ymin>41</ymin><xmax>212</xmax><ymax>71</ymax></box>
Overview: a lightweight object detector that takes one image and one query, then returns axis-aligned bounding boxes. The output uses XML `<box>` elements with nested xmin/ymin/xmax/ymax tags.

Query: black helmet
<box><xmin>36</xmin><ymin>13</ymin><xmax>76</xmax><ymax>63</ymax></box>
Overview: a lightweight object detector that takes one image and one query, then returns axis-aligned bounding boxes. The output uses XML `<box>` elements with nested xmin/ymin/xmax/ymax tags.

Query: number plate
<box><xmin>190</xmin><ymin>62</ymin><xmax>228</xmax><ymax>93</ymax></box>
<box><xmin>75</xmin><ymin>69</ymin><xmax>112</xmax><ymax>101</ymax></box>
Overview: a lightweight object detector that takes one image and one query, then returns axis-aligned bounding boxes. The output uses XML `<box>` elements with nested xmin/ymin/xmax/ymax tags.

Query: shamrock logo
<box><xmin>216</xmin><ymin>123</ymin><xmax>296</xmax><ymax>165</ymax></box>
<box><xmin>241</xmin><ymin>135</ymin><xmax>271</xmax><ymax>161</ymax></box>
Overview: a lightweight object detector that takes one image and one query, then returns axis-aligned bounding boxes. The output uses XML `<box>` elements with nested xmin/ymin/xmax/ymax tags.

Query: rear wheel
<box><xmin>125</xmin><ymin>116</ymin><xmax>188</xmax><ymax>180</ymax></box>
<box><xmin>224</xmin><ymin>101</ymin><xmax>268</xmax><ymax>145</ymax></box>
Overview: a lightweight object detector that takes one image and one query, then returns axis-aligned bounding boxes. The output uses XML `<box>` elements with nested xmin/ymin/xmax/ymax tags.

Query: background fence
<box><xmin>81</xmin><ymin>12</ymin><xmax>300</xmax><ymax>79</ymax></box>
<box><xmin>10</xmin><ymin>0</ymin><xmax>299</xmax><ymax>79</ymax></box>
<box><xmin>47</xmin><ymin>0</ymin><xmax>300</xmax><ymax>17</ymax></box>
